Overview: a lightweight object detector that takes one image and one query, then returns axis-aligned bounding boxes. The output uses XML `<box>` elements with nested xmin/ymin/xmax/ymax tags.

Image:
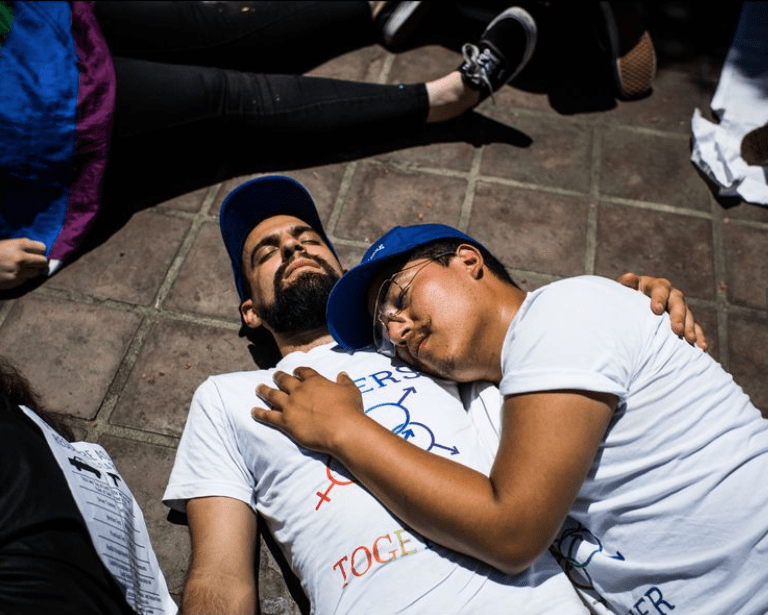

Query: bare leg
<box><xmin>425</xmin><ymin>72</ymin><xmax>481</xmax><ymax>123</ymax></box>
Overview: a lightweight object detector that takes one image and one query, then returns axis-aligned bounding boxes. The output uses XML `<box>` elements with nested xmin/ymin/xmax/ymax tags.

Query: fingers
<box><xmin>255</xmin><ymin>383</ymin><xmax>287</xmax><ymax>410</ymax></box>
<box><xmin>661</xmin><ymin>288</ymin><xmax>686</xmax><ymax>333</ymax></box>
<box><xmin>337</xmin><ymin>371</ymin><xmax>356</xmax><ymax>386</ymax></box>
<box><xmin>251</xmin><ymin>405</ymin><xmax>282</xmax><ymax>427</ymax></box>
<box><xmin>19</xmin><ymin>238</ymin><xmax>48</xmax><ymax>255</ymax></box>
<box><xmin>271</xmin><ymin>370</ymin><xmax>300</xmax><ymax>392</ymax></box>
<box><xmin>679</xmin><ymin>303</ymin><xmax>707</xmax><ymax>350</ymax></box>
<box><xmin>18</xmin><ymin>256</ymin><xmax>49</xmax><ymax>278</ymax></box>
<box><xmin>685</xmin><ymin>314</ymin><xmax>708</xmax><ymax>351</ymax></box>
<box><xmin>655</xmin><ymin>287</ymin><xmax>709</xmax><ymax>351</ymax></box>
<box><xmin>271</xmin><ymin>367</ymin><xmax>322</xmax><ymax>391</ymax></box>
<box><xmin>676</xmin><ymin>309</ymin><xmax>708</xmax><ymax>351</ymax></box>
<box><xmin>683</xmin><ymin>307</ymin><xmax>697</xmax><ymax>345</ymax></box>
<box><xmin>293</xmin><ymin>366</ymin><xmax>320</xmax><ymax>381</ymax></box>
<box><xmin>616</xmin><ymin>271</ymin><xmax>640</xmax><ymax>290</ymax></box>
<box><xmin>0</xmin><ymin>238</ymin><xmax>49</xmax><ymax>288</ymax></box>
<box><xmin>693</xmin><ymin>323</ymin><xmax>708</xmax><ymax>352</ymax></box>
<box><xmin>252</xmin><ymin>384</ymin><xmax>288</xmax><ymax>430</ymax></box>
<box><xmin>647</xmin><ymin>279</ymin><xmax>674</xmax><ymax>316</ymax></box>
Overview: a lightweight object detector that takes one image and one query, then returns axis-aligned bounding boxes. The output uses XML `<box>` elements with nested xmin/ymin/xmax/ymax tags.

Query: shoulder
<box><xmin>501</xmin><ymin>276</ymin><xmax>660</xmax><ymax>398</ymax></box>
<box><xmin>191</xmin><ymin>369</ymin><xmax>276</xmax><ymax>416</ymax></box>
<box><xmin>202</xmin><ymin>369</ymin><xmax>274</xmax><ymax>389</ymax></box>
<box><xmin>515</xmin><ymin>276</ymin><xmax>649</xmax><ymax>329</ymax></box>
<box><xmin>531</xmin><ymin>275</ymin><xmax>634</xmax><ymax>304</ymax></box>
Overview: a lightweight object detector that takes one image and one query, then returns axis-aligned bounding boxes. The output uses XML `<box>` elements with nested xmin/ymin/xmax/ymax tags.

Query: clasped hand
<box><xmin>252</xmin><ymin>366</ymin><xmax>365</xmax><ymax>454</ymax></box>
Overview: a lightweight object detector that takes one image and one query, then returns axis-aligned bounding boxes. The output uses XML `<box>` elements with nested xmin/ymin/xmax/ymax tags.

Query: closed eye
<box><xmin>256</xmin><ymin>245</ymin><xmax>279</xmax><ymax>264</ymax></box>
<box><xmin>393</xmin><ymin>285</ymin><xmax>408</xmax><ymax>310</ymax></box>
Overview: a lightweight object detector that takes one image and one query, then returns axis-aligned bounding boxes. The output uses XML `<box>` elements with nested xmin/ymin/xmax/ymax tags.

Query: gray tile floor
<box><xmin>1</xmin><ymin>4</ymin><xmax>766</xmax><ymax>613</ymax></box>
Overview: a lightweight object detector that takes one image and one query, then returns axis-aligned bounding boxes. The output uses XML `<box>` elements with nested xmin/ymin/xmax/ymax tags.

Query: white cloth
<box><xmin>500</xmin><ymin>276</ymin><xmax>768</xmax><ymax>615</ymax></box>
<box><xmin>164</xmin><ymin>343</ymin><xmax>587</xmax><ymax>615</ymax></box>
<box><xmin>690</xmin><ymin>2</ymin><xmax>768</xmax><ymax>206</ymax></box>
<box><xmin>21</xmin><ymin>406</ymin><xmax>177</xmax><ymax>615</ymax></box>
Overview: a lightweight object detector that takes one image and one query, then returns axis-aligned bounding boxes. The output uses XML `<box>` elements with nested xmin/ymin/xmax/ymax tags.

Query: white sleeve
<box><xmin>163</xmin><ymin>378</ymin><xmax>255</xmax><ymax>513</ymax></box>
<box><xmin>500</xmin><ymin>277</ymin><xmax>655</xmax><ymax>400</ymax></box>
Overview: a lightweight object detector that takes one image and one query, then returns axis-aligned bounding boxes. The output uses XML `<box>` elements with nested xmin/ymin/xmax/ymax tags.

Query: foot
<box><xmin>373</xmin><ymin>1</ymin><xmax>434</xmax><ymax>50</ymax></box>
<box><xmin>458</xmin><ymin>7</ymin><xmax>537</xmax><ymax>103</ymax></box>
<box><xmin>597</xmin><ymin>2</ymin><xmax>656</xmax><ymax>100</ymax></box>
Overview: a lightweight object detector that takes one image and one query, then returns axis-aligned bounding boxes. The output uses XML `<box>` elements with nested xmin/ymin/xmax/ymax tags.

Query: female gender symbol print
<box><xmin>314</xmin><ymin>387</ymin><xmax>458</xmax><ymax>510</ymax></box>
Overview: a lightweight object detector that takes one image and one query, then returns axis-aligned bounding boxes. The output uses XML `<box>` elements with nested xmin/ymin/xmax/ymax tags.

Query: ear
<box><xmin>455</xmin><ymin>244</ymin><xmax>484</xmax><ymax>279</ymax></box>
<box><xmin>240</xmin><ymin>298</ymin><xmax>263</xmax><ymax>329</ymax></box>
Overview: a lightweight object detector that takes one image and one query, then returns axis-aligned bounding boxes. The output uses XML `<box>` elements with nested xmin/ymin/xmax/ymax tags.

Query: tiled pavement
<box><xmin>1</xmin><ymin>4</ymin><xmax>766</xmax><ymax>613</ymax></box>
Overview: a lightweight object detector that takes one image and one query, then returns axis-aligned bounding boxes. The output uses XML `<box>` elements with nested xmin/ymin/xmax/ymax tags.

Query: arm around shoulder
<box><xmin>182</xmin><ymin>496</ymin><xmax>259</xmax><ymax>615</ymax></box>
<box><xmin>320</xmin><ymin>387</ymin><xmax>616</xmax><ymax>575</ymax></box>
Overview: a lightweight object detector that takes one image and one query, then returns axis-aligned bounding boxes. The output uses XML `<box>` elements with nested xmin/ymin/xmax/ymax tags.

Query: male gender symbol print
<box><xmin>314</xmin><ymin>386</ymin><xmax>460</xmax><ymax>511</ymax></box>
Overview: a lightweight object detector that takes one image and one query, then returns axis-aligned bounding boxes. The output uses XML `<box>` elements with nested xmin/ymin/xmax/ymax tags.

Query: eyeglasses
<box><xmin>372</xmin><ymin>252</ymin><xmax>455</xmax><ymax>357</ymax></box>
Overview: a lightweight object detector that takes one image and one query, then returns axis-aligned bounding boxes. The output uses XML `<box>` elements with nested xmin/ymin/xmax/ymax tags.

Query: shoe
<box><xmin>597</xmin><ymin>2</ymin><xmax>656</xmax><ymax>100</ymax></box>
<box><xmin>373</xmin><ymin>2</ymin><xmax>434</xmax><ymax>50</ymax></box>
<box><xmin>458</xmin><ymin>7</ymin><xmax>537</xmax><ymax>103</ymax></box>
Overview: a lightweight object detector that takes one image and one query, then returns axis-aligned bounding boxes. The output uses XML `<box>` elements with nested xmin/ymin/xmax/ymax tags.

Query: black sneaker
<box><xmin>459</xmin><ymin>7</ymin><xmax>537</xmax><ymax>102</ymax></box>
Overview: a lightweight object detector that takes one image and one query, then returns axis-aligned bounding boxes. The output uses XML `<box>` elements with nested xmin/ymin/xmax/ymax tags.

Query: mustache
<box><xmin>405</xmin><ymin>322</ymin><xmax>430</xmax><ymax>357</ymax></box>
<box><xmin>274</xmin><ymin>253</ymin><xmax>335</xmax><ymax>284</ymax></box>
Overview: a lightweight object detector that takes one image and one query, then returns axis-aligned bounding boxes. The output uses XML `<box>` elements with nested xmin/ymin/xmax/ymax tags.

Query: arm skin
<box><xmin>0</xmin><ymin>238</ymin><xmax>48</xmax><ymax>290</ymax></box>
<box><xmin>254</xmin><ymin>370</ymin><xmax>616</xmax><ymax>575</ymax></box>
<box><xmin>182</xmin><ymin>496</ymin><xmax>259</xmax><ymax>615</ymax></box>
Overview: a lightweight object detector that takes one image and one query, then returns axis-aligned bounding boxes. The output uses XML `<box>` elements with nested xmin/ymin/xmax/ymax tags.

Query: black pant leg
<box><xmin>94</xmin><ymin>1</ymin><xmax>375</xmax><ymax>73</ymax></box>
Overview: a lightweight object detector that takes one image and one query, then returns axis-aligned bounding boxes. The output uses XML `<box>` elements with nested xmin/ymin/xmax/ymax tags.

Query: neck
<box><xmin>482</xmin><ymin>282</ymin><xmax>527</xmax><ymax>384</ymax></box>
<box><xmin>274</xmin><ymin>327</ymin><xmax>335</xmax><ymax>357</ymax></box>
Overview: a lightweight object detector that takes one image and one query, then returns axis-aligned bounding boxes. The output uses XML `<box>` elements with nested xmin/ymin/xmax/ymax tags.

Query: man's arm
<box><xmin>254</xmin><ymin>369</ymin><xmax>614</xmax><ymax>575</ymax></box>
<box><xmin>183</xmin><ymin>496</ymin><xmax>259</xmax><ymax>615</ymax></box>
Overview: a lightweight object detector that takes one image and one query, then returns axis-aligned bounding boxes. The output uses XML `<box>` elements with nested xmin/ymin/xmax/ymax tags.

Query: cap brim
<box><xmin>326</xmin><ymin>258</ymin><xmax>393</xmax><ymax>350</ymax></box>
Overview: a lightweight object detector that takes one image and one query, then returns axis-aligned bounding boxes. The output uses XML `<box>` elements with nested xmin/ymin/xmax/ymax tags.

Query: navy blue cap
<box><xmin>219</xmin><ymin>175</ymin><xmax>338</xmax><ymax>303</ymax></box>
<box><xmin>326</xmin><ymin>224</ymin><xmax>479</xmax><ymax>350</ymax></box>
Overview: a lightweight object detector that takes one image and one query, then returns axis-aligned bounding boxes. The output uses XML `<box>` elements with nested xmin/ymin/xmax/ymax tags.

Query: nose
<box><xmin>280</xmin><ymin>234</ymin><xmax>305</xmax><ymax>259</ymax></box>
<box><xmin>386</xmin><ymin>314</ymin><xmax>411</xmax><ymax>347</ymax></box>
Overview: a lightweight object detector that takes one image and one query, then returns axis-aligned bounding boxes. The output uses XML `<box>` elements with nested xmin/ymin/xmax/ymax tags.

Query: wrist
<box><xmin>331</xmin><ymin>410</ymin><xmax>392</xmax><ymax>467</ymax></box>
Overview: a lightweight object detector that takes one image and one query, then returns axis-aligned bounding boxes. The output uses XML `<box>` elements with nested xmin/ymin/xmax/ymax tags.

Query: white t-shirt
<box><xmin>164</xmin><ymin>343</ymin><xmax>587</xmax><ymax>615</ymax></box>
<box><xmin>500</xmin><ymin>276</ymin><xmax>768</xmax><ymax>615</ymax></box>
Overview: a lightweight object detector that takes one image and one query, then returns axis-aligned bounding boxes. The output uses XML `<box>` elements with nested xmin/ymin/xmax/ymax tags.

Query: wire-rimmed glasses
<box><xmin>372</xmin><ymin>252</ymin><xmax>454</xmax><ymax>357</ymax></box>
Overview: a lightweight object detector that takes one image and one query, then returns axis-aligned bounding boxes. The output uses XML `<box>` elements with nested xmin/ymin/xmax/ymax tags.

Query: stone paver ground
<box><xmin>1</xmin><ymin>3</ymin><xmax>765</xmax><ymax>613</ymax></box>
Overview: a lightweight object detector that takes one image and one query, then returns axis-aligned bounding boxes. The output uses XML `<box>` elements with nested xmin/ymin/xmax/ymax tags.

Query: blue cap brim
<box><xmin>219</xmin><ymin>175</ymin><xmax>338</xmax><ymax>303</ymax></box>
<box><xmin>326</xmin><ymin>224</ymin><xmax>477</xmax><ymax>350</ymax></box>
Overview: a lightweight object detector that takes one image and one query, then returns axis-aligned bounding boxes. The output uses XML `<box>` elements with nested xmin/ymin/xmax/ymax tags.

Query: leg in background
<box><xmin>94</xmin><ymin>1</ymin><xmax>375</xmax><ymax>74</ymax></box>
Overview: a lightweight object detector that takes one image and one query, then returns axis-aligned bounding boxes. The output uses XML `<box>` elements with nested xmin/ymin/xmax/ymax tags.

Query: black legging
<box><xmin>94</xmin><ymin>1</ymin><xmax>430</xmax><ymax>209</ymax></box>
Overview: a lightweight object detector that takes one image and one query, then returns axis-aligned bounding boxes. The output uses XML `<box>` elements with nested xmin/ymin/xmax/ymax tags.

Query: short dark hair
<box><xmin>404</xmin><ymin>238</ymin><xmax>519</xmax><ymax>289</ymax></box>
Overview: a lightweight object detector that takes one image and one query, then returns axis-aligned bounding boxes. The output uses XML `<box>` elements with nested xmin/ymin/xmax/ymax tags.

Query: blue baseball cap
<box><xmin>326</xmin><ymin>224</ymin><xmax>480</xmax><ymax>351</ymax></box>
<box><xmin>219</xmin><ymin>175</ymin><xmax>338</xmax><ymax>303</ymax></box>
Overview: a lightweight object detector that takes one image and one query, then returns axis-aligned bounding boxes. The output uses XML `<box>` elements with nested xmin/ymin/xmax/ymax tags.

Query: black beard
<box><xmin>258</xmin><ymin>257</ymin><xmax>341</xmax><ymax>334</ymax></box>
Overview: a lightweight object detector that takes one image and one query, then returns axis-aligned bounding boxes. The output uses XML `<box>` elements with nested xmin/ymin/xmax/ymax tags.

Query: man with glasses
<box><xmin>253</xmin><ymin>222</ymin><xmax>767</xmax><ymax>615</ymax></box>
<box><xmin>163</xmin><ymin>177</ymin><xmax>700</xmax><ymax>615</ymax></box>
